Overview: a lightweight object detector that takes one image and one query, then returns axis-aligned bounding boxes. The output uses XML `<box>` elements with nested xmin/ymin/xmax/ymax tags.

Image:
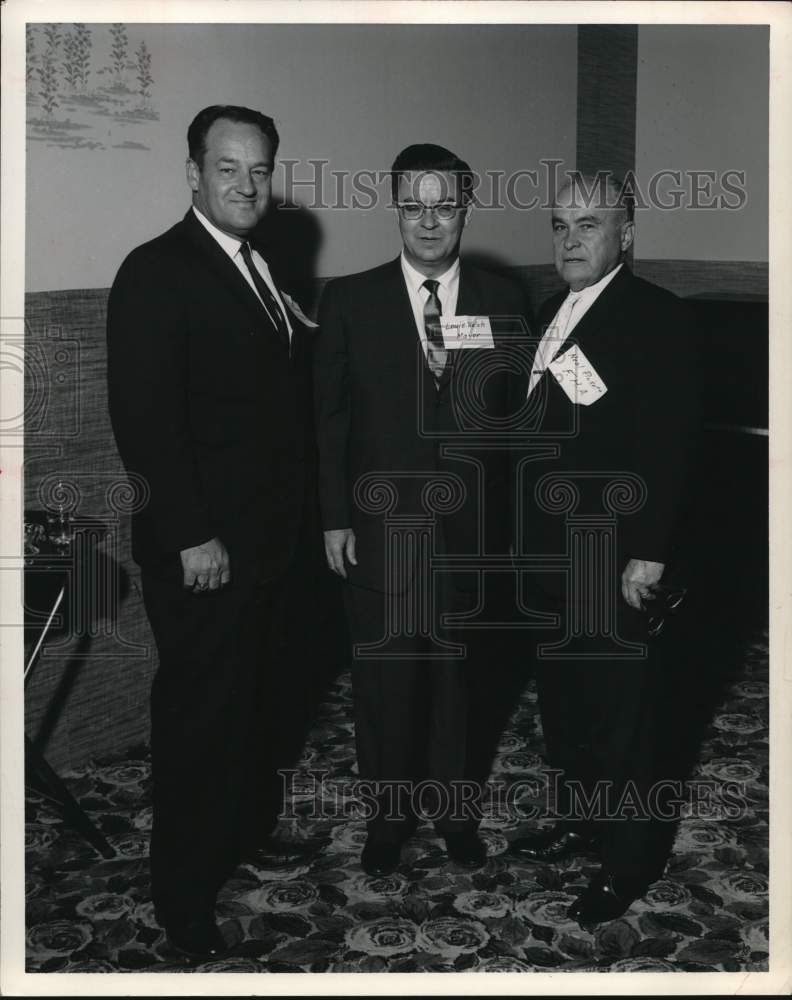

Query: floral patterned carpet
<box><xmin>25</xmin><ymin>629</ymin><xmax>769</xmax><ymax>975</ymax></box>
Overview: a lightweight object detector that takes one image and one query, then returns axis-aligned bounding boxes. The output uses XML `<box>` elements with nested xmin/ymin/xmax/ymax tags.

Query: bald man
<box><xmin>509</xmin><ymin>173</ymin><xmax>699</xmax><ymax>925</ymax></box>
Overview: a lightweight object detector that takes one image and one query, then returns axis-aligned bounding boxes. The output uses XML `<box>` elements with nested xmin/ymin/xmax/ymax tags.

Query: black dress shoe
<box><xmin>567</xmin><ymin>871</ymin><xmax>650</xmax><ymax>925</ymax></box>
<box><xmin>164</xmin><ymin>914</ymin><xmax>227</xmax><ymax>960</ymax></box>
<box><xmin>508</xmin><ymin>825</ymin><xmax>596</xmax><ymax>863</ymax></box>
<box><xmin>443</xmin><ymin>831</ymin><xmax>487</xmax><ymax>869</ymax></box>
<box><xmin>361</xmin><ymin>837</ymin><xmax>401</xmax><ymax>876</ymax></box>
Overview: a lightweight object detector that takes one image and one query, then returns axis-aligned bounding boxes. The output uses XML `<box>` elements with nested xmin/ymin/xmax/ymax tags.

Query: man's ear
<box><xmin>186</xmin><ymin>158</ymin><xmax>200</xmax><ymax>193</ymax></box>
<box><xmin>463</xmin><ymin>203</ymin><xmax>473</xmax><ymax>228</ymax></box>
<box><xmin>620</xmin><ymin>219</ymin><xmax>635</xmax><ymax>253</ymax></box>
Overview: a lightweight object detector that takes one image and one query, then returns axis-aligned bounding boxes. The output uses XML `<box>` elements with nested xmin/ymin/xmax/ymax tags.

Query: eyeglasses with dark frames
<box><xmin>642</xmin><ymin>584</ymin><xmax>688</xmax><ymax>638</ymax></box>
<box><xmin>396</xmin><ymin>202</ymin><xmax>464</xmax><ymax>221</ymax></box>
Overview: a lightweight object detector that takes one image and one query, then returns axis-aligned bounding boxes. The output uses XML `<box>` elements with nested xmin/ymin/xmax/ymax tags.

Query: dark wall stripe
<box><xmin>632</xmin><ymin>259</ymin><xmax>768</xmax><ymax>300</ymax></box>
<box><xmin>574</xmin><ymin>28</ymin><xmax>767</xmax><ymax>303</ymax></box>
<box><xmin>576</xmin><ymin>25</ymin><xmax>638</xmax><ymax>180</ymax></box>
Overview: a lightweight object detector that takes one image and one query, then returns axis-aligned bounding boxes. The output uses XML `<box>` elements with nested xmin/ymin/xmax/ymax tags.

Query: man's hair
<box><xmin>187</xmin><ymin>105</ymin><xmax>280</xmax><ymax>167</ymax></box>
<box><xmin>390</xmin><ymin>143</ymin><xmax>476</xmax><ymax>205</ymax></box>
<box><xmin>557</xmin><ymin>171</ymin><xmax>635</xmax><ymax>222</ymax></box>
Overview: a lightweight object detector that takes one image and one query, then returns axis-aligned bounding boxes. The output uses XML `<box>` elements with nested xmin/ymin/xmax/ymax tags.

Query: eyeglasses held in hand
<box><xmin>641</xmin><ymin>584</ymin><xmax>687</xmax><ymax>639</ymax></box>
<box><xmin>396</xmin><ymin>202</ymin><xmax>463</xmax><ymax>221</ymax></box>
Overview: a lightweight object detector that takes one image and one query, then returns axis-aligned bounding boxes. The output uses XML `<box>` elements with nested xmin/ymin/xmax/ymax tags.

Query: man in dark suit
<box><xmin>107</xmin><ymin>105</ymin><xmax>319</xmax><ymax>957</ymax></box>
<box><xmin>508</xmin><ymin>173</ymin><xmax>698</xmax><ymax>924</ymax></box>
<box><xmin>314</xmin><ymin>144</ymin><xmax>526</xmax><ymax>877</ymax></box>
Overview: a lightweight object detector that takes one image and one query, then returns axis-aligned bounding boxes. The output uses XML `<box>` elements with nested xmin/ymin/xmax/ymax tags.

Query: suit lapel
<box><xmin>180</xmin><ymin>210</ymin><xmax>290</xmax><ymax>352</ymax></box>
<box><xmin>530</xmin><ymin>266</ymin><xmax>632</xmax><ymax>402</ymax></box>
<box><xmin>438</xmin><ymin>264</ymin><xmax>486</xmax><ymax>393</ymax></box>
<box><xmin>455</xmin><ymin>264</ymin><xmax>483</xmax><ymax>316</ymax></box>
<box><xmin>551</xmin><ymin>265</ymin><xmax>633</xmax><ymax>363</ymax></box>
<box><xmin>381</xmin><ymin>258</ymin><xmax>438</xmax><ymax>391</ymax></box>
<box><xmin>278</xmin><ymin>294</ymin><xmax>316</xmax><ymax>368</ymax></box>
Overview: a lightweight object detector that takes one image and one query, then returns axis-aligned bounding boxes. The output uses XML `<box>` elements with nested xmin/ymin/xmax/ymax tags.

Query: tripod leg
<box><xmin>25</xmin><ymin>735</ymin><xmax>117</xmax><ymax>860</ymax></box>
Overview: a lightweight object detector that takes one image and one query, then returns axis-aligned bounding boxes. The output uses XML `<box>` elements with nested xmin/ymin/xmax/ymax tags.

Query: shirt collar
<box><xmin>192</xmin><ymin>205</ymin><xmax>248</xmax><ymax>261</ymax></box>
<box><xmin>400</xmin><ymin>252</ymin><xmax>460</xmax><ymax>295</ymax></box>
<box><xmin>565</xmin><ymin>262</ymin><xmax>623</xmax><ymax>305</ymax></box>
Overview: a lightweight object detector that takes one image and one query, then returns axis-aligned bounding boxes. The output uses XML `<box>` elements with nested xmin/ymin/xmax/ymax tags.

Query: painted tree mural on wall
<box><xmin>62</xmin><ymin>30</ymin><xmax>80</xmax><ymax>90</ymax></box>
<box><xmin>26</xmin><ymin>22</ymin><xmax>159</xmax><ymax>151</ymax></box>
<box><xmin>26</xmin><ymin>25</ymin><xmax>37</xmax><ymax>85</ymax></box>
<box><xmin>36</xmin><ymin>24</ymin><xmax>61</xmax><ymax>119</ymax></box>
<box><xmin>75</xmin><ymin>24</ymin><xmax>93</xmax><ymax>91</ymax></box>
<box><xmin>61</xmin><ymin>24</ymin><xmax>92</xmax><ymax>93</ymax></box>
<box><xmin>109</xmin><ymin>23</ymin><xmax>129</xmax><ymax>90</ymax></box>
<box><xmin>135</xmin><ymin>41</ymin><xmax>153</xmax><ymax>109</ymax></box>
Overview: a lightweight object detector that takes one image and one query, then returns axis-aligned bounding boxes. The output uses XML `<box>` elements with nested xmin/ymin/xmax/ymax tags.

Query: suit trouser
<box><xmin>139</xmin><ymin>499</ymin><xmax>330</xmax><ymax>921</ymax></box>
<box><xmin>342</xmin><ymin>570</ymin><xmax>479</xmax><ymax>843</ymax></box>
<box><xmin>532</xmin><ymin>590</ymin><xmax>666</xmax><ymax>879</ymax></box>
<box><xmin>141</xmin><ymin>567</ymin><xmax>283</xmax><ymax>920</ymax></box>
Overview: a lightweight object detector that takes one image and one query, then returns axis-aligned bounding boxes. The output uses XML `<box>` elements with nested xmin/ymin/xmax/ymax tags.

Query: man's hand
<box><xmin>324</xmin><ymin>528</ymin><xmax>357</xmax><ymax>579</ymax></box>
<box><xmin>180</xmin><ymin>537</ymin><xmax>230</xmax><ymax>593</ymax></box>
<box><xmin>621</xmin><ymin>558</ymin><xmax>665</xmax><ymax>610</ymax></box>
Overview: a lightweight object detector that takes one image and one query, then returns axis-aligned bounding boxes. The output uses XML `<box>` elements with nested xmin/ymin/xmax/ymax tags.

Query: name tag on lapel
<box><xmin>281</xmin><ymin>291</ymin><xmax>318</xmax><ymax>329</ymax></box>
<box><xmin>440</xmin><ymin>315</ymin><xmax>495</xmax><ymax>350</ymax></box>
<box><xmin>548</xmin><ymin>344</ymin><xmax>608</xmax><ymax>405</ymax></box>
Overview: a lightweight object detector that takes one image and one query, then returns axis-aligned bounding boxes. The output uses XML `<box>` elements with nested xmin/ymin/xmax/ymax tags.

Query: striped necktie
<box><xmin>238</xmin><ymin>242</ymin><xmax>290</xmax><ymax>351</ymax></box>
<box><xmin>422</xmin><ymin>278</ymin><xmax>448</xmax><ymax>382</ymax></box>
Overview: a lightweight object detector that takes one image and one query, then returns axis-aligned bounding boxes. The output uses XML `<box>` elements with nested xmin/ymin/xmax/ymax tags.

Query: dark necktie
<box><xmin>238</xmin><ymin>242</ymin><xmax>290</xmax><ymax>350</ymax></box>
<box><xmin>422</xmin><ymin>279</ymin><xmax>448</xmax><ymax>382</ymax></box>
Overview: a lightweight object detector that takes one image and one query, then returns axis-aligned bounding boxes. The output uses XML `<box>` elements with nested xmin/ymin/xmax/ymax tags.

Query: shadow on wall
<box><xmin>256</xmin><ymin>202</ymin><xmax>324</xmax><ymax>319</ymax></box>
<box><xmin>464</xmin><ymin>251</ymin><xmax>563</xmax><ymax>326</ymax></box>
<box><xmin>24</xmin><ymin>522</ymin><xmax>134</xmax><ymax>751</ymax></box>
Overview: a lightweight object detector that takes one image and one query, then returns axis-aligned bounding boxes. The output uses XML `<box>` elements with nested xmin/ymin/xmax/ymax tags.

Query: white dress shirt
<box><xmin>192</xmin><ymin>205</ymin><xmax>292</xmax><ymax>338</ymax></box>
<box><xmin>527</xmin><ymin>263</ymin><xmax>623</xmax><ymax>397</ymax></box>
<box><xmin>400</xmin><ymin>252</ymin><xmax>460</xmax><ymax>358</ymax></box>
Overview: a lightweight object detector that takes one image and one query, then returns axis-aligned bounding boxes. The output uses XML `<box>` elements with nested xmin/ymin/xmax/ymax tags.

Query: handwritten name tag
<box><xmin>547</xmin><ymin>344</ymin><xmax>607</xmax><ymax>405</ymax></box>
<box><xmin>440</xmin><ymin>315</ymin><xmax>495</xmax><ymax>350</ymax></box>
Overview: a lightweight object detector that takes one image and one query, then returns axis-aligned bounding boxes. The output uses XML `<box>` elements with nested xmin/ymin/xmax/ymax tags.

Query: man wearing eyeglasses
<box><xmin>314</xmin><ymin>144</ymin><xmax>527</xmax><ymax>876</ymax></box>
<box><xmin>508</xmin><ymin>172</ymin><xmax>699</xmax><ymax>925</ymax></box>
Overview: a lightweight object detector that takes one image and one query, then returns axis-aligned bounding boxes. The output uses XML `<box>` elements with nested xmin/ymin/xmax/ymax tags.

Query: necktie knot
<box><xmin>239</xmin><ymin>241</ymin><xmax>261</xmax><ymax>277</ymax></box>
<box><xmin>423</xmin><ymin>278</ymin><xmax>440</xmax><ymax>296</ymax></box>
<box><xmin>557</xmin><ymin>291</ymin><xmax>581</xmax><ymax>332</ymax></box>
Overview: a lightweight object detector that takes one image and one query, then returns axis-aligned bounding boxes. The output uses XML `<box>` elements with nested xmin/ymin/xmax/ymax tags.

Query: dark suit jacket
<box><xmin>107</xmin><ymin>208</ymin><xmax>316</xmax><ymax>583</ymax></box>
<box><xmin>517</xmin><ymin>264</ymin><xmax>699</xmax><ymax>587</ymax></box>
<box><xmin>314</xmin><ymin>257</ymin><xmax>528</xmax><ymax>593</ymax></box>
